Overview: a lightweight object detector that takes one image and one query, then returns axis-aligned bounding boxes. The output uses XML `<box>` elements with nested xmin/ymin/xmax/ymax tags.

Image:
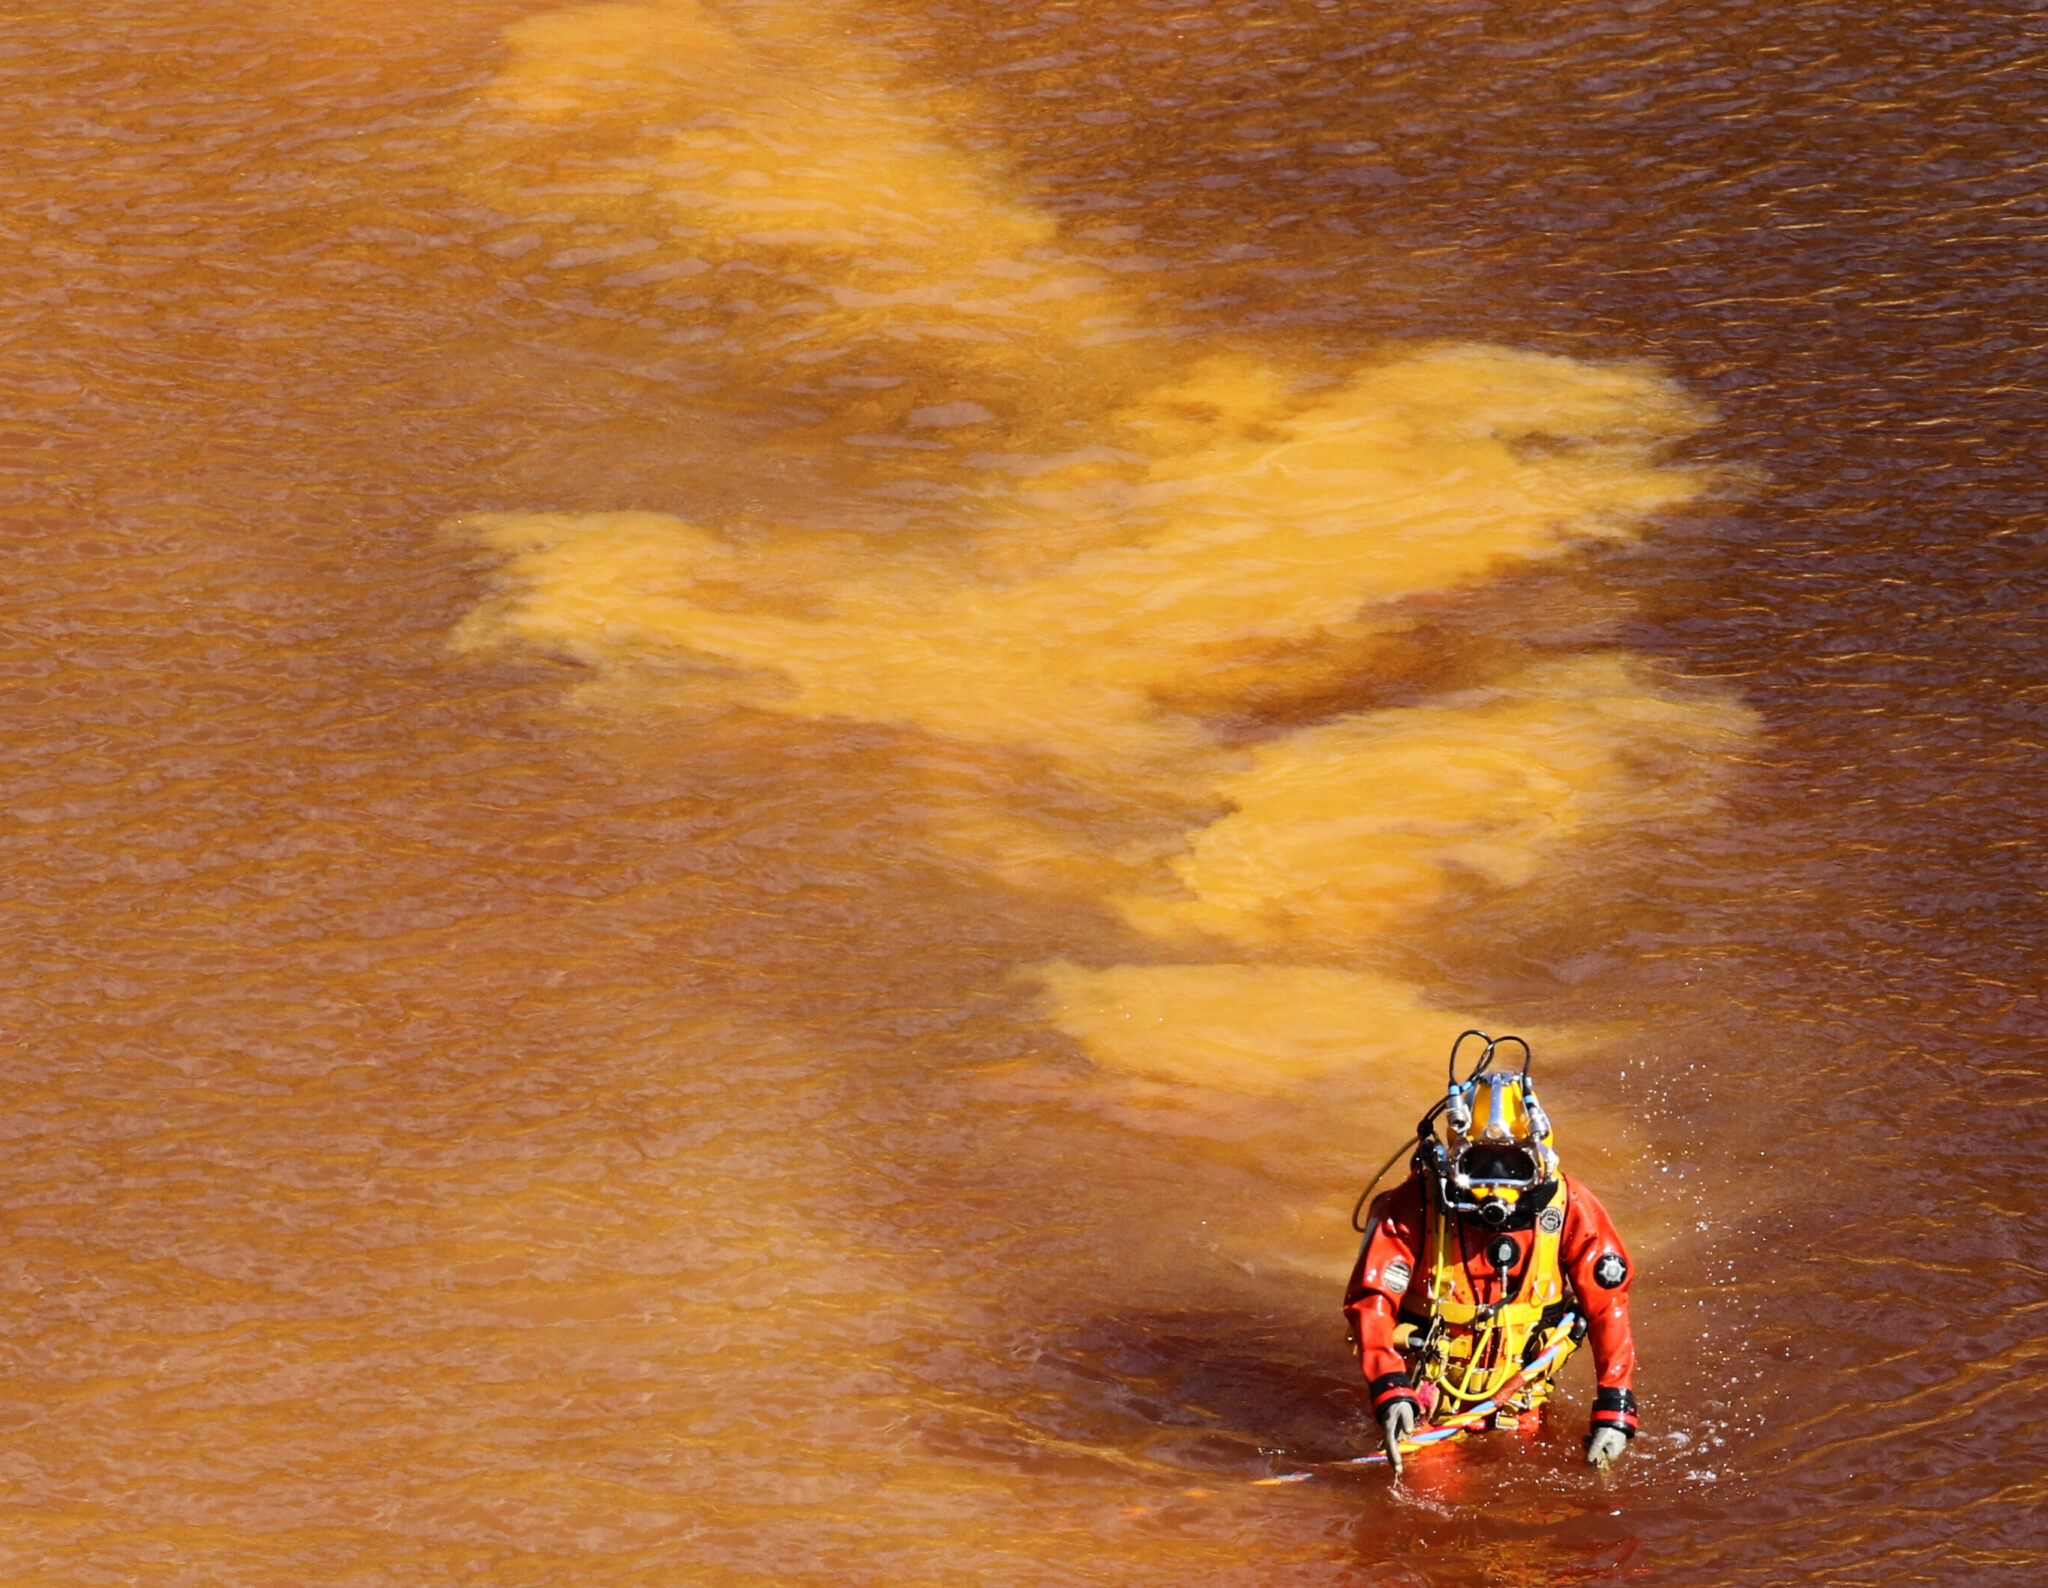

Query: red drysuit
<box><xmin>1342</xmin><ymin>1171</ymin><xmax>1639</xmax><ymax>1443</ymax></box>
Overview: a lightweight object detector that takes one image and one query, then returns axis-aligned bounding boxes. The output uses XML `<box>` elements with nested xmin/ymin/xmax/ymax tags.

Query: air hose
<box><xmin>1252</xmin><ymin>1314</ymin><xmax>1584</xmax><ymax>1484</ymax></box>
<box><xmin>1348</xmin><ymin>1312</ymin><xmax>1581</xmax><ymax>1466</ymax></box>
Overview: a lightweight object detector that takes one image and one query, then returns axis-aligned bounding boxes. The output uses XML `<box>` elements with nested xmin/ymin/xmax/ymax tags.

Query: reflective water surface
<box><xmin>3</xmin><ymin>0</ymin><xmax>2044</xmax><ymax>1581</ymax></box>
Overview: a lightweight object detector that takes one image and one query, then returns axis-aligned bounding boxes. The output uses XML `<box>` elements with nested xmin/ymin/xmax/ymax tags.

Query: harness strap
<box><xmin>1416</xmin><ymin>1183</ymin><xmax>1573</xmax><ymax>1410</ymax></box>
<box><xmin>1423</xmin><ymin>1186</ymin><xmax>1568</xmax><ymax>1326</ymax></box>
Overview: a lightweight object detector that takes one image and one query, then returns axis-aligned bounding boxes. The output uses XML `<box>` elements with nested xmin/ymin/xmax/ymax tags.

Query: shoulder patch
<box><xmin>1593</xmin><ymin>1252</ymin><xmax>1628</xmax><ymax>1289</ymax></box>
<box><xmin>1537</xmin><ymin>1206</ymin><xmax>1564</xmax><ymax>1234</ymax></box>
<box><xmin>1382</xmin><ymin>1258</ymin><xmax>1412</xmax><ymax>1294</ymax></box>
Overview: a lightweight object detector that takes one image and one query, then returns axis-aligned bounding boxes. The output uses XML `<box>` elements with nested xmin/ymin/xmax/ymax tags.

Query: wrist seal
<box><xmin>1589</xmin><ymin>1385</ymin><xmax>1638</xmax><ymax>1440</ymax></box>
<box><xmin>1368</xmin><ymin>1373</ymin><xmax>1420</xmax><ymax>1415</ymax></box>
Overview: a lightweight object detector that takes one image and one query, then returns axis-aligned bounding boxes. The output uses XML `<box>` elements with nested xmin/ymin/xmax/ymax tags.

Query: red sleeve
<box><xmin>1342</xmin><ymin>1176</ymin><xmax>1425</xmax><ymax>1413</ymax></box>
<box><xmin>1560</xmin><ymin>1174</ymin><xmax>1640</xmax><ymax>1437</ymax></box>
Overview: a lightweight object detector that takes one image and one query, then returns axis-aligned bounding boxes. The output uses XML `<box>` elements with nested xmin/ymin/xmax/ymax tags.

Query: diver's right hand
<box><xmin>1378</xmin><ymin>1399</ymin><xmax>1417</xmax><ymax>1477</ymax></box>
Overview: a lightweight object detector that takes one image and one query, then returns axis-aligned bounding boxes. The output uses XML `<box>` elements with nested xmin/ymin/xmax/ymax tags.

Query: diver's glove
<box><xmin>1369</xmin><ymin>1376</ymin><xmax>1420</xmax><ymax>1477</ymax></box>
<box><xmin>1586</xmin><ymin>1387</ymin><xmax>1639</xmax><ymax>1470</ymax></box>
<box><xmin>1379</xmin><ymin>1400</ymin><xmax>1417</xmax><ymax>1475</ymax></box>
<box><xmin>1585</xmin><ymin>1426</ymin><xmax>1629</xmax><ymax>1470</ymax></box>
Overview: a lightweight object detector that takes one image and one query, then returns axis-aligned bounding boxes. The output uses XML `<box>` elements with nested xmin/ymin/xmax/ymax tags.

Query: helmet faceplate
<box><xmin>1432</xmin><ymin>1064</ymin><xmax>1559</xmax><ymax>1229</ymax></box>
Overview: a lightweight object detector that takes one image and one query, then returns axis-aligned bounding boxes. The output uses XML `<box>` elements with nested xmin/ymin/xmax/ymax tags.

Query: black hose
<box><xmin>1350</xmin><ymin>1136</ymin><xmax>1417</xmax><ymax>1231</ymax></box>
<box><xmin>1350</xmin><ymin>1099</ymin><xmax>1449</xmax><ymax>1231</ymax></box>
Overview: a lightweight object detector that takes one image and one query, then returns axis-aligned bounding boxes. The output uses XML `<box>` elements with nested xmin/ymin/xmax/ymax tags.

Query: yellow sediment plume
<box><xmin>454</xmin><ymin>0</ymin><xmax>1757</xmax><ymax>1101</ymax></box>
<box><xmin>472</xmin><ymin>0</ymin><xmax>1141</xmax><ymax>425</ymax></box>
<box><xmin>1117</xmin><ymin>653</ymin><xmax>1757</xmax><ymax>951</ymax></box>
<box><xmin>489</xmin><ymin>0</ymin><xmax>1046</xmax><ymax>258</ymax></box>
<box><xmin>1034</xmin><ymin>962</ymin><xmax>1560</xmax><ymax>1096</ymax></box>
<box><xmin>491</xmin><ymin>0</ymin><xmax>1050</xmax><ymax>260</ymax></box>
<box><xmin>454</xmin><ymin>346</ymin><xmax>1713</xmax><ymax>772</ymax></box>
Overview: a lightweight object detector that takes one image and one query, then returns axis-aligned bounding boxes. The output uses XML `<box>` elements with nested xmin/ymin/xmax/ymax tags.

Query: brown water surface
<box><xmin>3</xmin><ymin>0</ymin><xmax>2044</xmax><ymax>1582</ymax></box>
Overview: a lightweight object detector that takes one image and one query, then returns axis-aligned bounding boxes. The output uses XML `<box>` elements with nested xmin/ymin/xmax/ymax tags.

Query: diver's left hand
<box><xmin>1585</xmin><ymin>1427</ymin><xmax>1629</xmax><ymax>1471</ymax></box>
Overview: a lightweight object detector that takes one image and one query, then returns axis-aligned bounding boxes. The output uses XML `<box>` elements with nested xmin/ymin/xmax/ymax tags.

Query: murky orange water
<box><xmin>3</xmin><ymin>0</ymin><xmax>2043</xmax><ymax>1581</ymax></box>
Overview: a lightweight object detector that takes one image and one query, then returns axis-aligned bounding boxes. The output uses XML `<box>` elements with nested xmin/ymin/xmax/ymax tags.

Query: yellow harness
<box><xmin>1413</xmin><ymin>1187</ymin><xmax>1577</xmax><ymax>1415</ymax></box>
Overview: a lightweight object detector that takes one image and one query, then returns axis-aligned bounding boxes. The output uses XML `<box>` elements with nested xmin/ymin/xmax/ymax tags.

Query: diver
<box><xmin>1342</xmin><ymin>1032</ymin><xmax>1638</xmax><ymax>1475</ymax></box>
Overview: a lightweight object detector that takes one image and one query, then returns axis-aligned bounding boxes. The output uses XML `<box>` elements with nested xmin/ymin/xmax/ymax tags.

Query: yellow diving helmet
<box><xmin>1419</xmin><ymin>1033</ymin><xmax>1561</xmax><ymax>1231</ymax></box>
